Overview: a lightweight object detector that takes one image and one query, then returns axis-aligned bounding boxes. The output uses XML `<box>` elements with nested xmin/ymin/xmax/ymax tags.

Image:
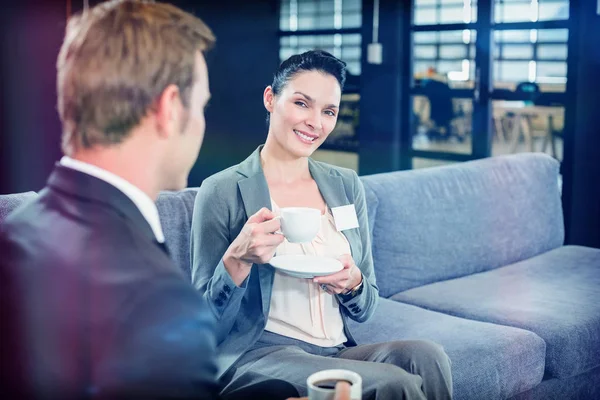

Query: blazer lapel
<box><xmin>308</xmin><ymin>159</ymin><xmax>361</xmax><ymax>262</ymax></box>
<box><xmin>236</xmin><ymin>146</ymin><xmax>275</xmax><ymax>317</ymax></box>
<box><xmin>309</xmin><ymin>159</ymin><xmax>349</xmax><ymax>209</ymax></box>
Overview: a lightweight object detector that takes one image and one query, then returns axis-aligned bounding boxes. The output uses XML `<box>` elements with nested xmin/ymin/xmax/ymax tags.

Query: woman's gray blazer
<box><xmin>190</xmin><ymin>146</ymin><xmax>379</xmax><ymax>378</ymax></box>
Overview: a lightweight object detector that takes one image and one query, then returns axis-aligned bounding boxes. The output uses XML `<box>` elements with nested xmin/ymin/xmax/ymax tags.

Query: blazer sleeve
<box><xmin>190</xmin><ymin>177</ymin><xmax>248</xmax><ymax>343</ymax></box>
<box><xmin>336</xmin><ymin>171</ymin><xmax>379</xmax><ymax>323</ymax></box>
<box><xmin>109</xmin><ymin>278</ymin><xmax>220</xmax><ymax>399</ymax></box>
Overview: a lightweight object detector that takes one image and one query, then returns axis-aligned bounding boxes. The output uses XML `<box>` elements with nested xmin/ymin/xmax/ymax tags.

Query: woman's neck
<box><xmin>261</xmin><ymin>136</ymin><xmax>311</xmax><ymax>184</ymax></box>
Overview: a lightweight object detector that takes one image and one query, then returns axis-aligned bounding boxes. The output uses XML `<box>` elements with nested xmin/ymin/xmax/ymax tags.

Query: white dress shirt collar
<box><xmin>59</xmin><ymin>156</ymin><xmax>165</xmax><ymax>243</ymax></box>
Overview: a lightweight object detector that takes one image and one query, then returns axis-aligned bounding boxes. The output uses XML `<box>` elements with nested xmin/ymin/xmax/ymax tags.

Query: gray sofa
<box><xmin>2</xmin><ymin>153</ymin><xmax>599</xmax><ymax>399</ymax></box>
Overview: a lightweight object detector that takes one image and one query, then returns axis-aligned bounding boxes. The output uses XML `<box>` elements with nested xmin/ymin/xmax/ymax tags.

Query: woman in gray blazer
<box><xmin>191</xmin><ymin>50</ymin><xmax>452</xmax><ymax>400</ymax></box>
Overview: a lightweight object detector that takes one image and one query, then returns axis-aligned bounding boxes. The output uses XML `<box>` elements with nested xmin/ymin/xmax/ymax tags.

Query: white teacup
<box><xmin>279</xmin><ymin>207</ymin><xmax>321</xmax><ymax>243</ymax></box>
<box><xmin>307</xmin><ymin>369</ymin><xmax>362</xmax><ymax>400</ymax></box>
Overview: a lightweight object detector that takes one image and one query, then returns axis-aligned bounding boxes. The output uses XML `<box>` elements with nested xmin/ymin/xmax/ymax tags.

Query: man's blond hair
<box><xmin>57</xmin><ymin>0</ymin><xmax>215</xmax><ymax>154</ymax></box>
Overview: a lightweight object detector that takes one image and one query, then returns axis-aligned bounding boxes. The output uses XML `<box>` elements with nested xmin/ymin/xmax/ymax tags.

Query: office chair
<box><xmin>420</xmin><ymin>79</ymin><xmax>467</xmax><ymax>142</ymax></box>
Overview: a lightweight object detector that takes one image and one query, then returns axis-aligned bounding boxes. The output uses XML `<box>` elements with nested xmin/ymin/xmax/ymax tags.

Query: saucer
<box><xmin>269</xmin><ymin>255</ymin><xmax>343</xmax><ymax>279</ymax></box>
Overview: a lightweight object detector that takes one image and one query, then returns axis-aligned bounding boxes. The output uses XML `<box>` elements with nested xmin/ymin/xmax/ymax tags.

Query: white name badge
<box><xmin>331</xmin><ymin>204</ymin><xmax>360</xmax><ymax>232</ymax></box>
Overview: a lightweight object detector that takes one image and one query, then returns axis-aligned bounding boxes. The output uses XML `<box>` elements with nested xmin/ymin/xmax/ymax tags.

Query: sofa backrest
<box><xmin>1</xmin><ymin>154</ymin><xmax>566</xmax><ymax>296</ymax></box>
<box><xmin>156</xmin><ymin>188</ymin><xmax>198</xmax><ymax>279</ymax></box>
<box><xmin>0</xmin><ymin>191</ymin><xmax>38</xmax><ymax>225</ymax></box>
<box><xmin>360</xmin><ymin>153</ymin><xmax>564</xmax><ymax>297</ymax></box>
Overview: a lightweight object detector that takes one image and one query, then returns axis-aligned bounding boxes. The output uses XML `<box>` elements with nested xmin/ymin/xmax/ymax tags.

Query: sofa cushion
<box><xmin>156</xmin><ymin>188</ymin><xmax>198</xmax><ymax>279</ymax></box>
<box><xmin>348</xmin><ymin>298</ymin><xmax>546</xmax><ymax>400</ymax></box>
<box><xmin>0</xmin><ymin>191</ymin><xmax>38</xmax><ymax>225</ymax></box>
<box><xmin>392</xmin><ymin>245</ymin><xmax>600</xmax><ymax>379</ymax></box>
<box><xmin>509</xmin><ymin>365</ymin><xmax>600</xmax><ymax>400</ymax></box>
<box><xmin>360</xmin><ymin>153</ymin><xmax>564</xmax><ymax>296</ymax></box>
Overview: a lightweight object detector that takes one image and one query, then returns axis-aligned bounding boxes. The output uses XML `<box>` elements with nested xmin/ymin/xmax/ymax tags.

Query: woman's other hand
<box><xmin>313</xmin><ymin>254</ymin><xmax>362</xmax><ymax>295</ymax></box>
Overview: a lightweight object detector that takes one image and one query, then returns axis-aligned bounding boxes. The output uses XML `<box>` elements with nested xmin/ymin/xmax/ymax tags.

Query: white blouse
<box><xmin>265</xmin><ymin>198</ymin><xmax>349</xmax><ymax>347</ymax></box>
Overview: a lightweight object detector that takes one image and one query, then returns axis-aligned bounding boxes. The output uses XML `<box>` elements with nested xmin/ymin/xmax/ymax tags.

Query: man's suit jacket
<box><xmin>0</xmin><ymin>165</ymin><xmax>218</xmax><ymax>399</ymax></box>
<box><xmin>190</xmin><ymin>145</ymin><xmax>379</xmax><ymax>378</ymax></box>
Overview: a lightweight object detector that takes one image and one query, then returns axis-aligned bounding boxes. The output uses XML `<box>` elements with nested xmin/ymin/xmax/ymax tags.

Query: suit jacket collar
<box><xmin>46</xmin><ymin>164</ymin><xmax>156</xmax><ymax>243</ymax></box>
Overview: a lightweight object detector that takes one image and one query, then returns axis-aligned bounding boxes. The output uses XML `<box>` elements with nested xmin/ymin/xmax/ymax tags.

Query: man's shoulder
<box><xmin>3</xmin><ymin>187</ymin><xmax>125</xmax><ymax>239</ymax></box>
<box><xmin>1</xmin><ymin>189</ymin><xmax>63</xmax><ymax>247</ymax></box>
<box><xmin>2</xmin><ymin>190</ymin><xmax>46</xmax><ymax>227</ymax></box>
<box><xmin>2</xmin><ymin>188</ymin><xmax>177</xmax><ymax>275</ymax></box>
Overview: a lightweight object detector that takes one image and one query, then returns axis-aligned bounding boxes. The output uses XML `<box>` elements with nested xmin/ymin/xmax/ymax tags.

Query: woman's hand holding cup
<box><xmin>223</xmin><ymin>207</ymin><xmax>284</xmax><ymax>286</ymax></box>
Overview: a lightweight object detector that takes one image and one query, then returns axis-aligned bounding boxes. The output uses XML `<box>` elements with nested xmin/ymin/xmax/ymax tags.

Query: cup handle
<box><xmin>272</xmin><ymin>215</ymin><xmax>283</xmax><ymax>235</ymax></box>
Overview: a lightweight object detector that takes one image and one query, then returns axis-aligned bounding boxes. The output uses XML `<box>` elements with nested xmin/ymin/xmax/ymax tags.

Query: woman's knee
<box><xmin>384</xmin><ymin>340</ymin><xmax>451</xmax><ymax>372</ymax></box>
<box><xmin>378</xmin><ymin>366</ymin><xmax>425</xmax><ymax>400</ymax></box>
<box><xmin>364</xmin><ymin>364</ymin><xmax>426</xmax><ymax>400</ymax></box>
<box><xmin>412</xmin><ymin>340</ymin><xmax>450</xmax><ymax>365</ymax></box>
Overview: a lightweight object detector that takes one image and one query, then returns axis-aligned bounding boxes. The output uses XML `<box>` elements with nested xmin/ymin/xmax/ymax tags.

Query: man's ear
<box><xmin>155</xmin><ymin>84</ymin><xmax>181</xmax><ymax>138</ymax></box>
<box><xmin>263</xmin><ymin>85</ymin><xmax>275</xmax><ymax>113</ymax></box>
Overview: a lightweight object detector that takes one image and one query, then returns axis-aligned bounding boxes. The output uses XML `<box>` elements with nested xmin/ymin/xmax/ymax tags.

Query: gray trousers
<box><xmin>221</xmin><ymin>331</ymin><xmax>453</xmax><ymax>400</ymax></box>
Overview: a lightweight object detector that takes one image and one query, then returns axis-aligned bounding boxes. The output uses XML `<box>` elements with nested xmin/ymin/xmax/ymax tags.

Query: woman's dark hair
<box><xmin>266</xmin><ymin>50</ymin><xmax>346</xmax><ymax>124</ymax></box>
<box><xmin>271</xmin><ymin>50</ymin><xmax>347</xmax><ymax>95</ymax></box>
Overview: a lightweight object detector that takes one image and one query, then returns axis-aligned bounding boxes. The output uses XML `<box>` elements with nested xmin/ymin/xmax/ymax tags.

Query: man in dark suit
<box><xmin>0</xmin><ymin>1</ymin><xmax>219</xmax><ymax>398</ymax></box>
<box><xmin>0</xmin><ymin>1</ymin><xmax>336</xmax><ymax>399</ymax></box>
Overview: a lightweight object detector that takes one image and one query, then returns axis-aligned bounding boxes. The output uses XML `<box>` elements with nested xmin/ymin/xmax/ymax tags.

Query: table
<box><xmin>493</xmin><ymin>101</ymin><xmax>564</xmax><ymax>157</ymax></box>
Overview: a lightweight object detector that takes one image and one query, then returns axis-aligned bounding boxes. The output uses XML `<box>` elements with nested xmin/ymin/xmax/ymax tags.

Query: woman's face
<box><xmin>264</xmin><ymin>70</ymin><xmax>341</xmax><ymax>158</ymax></box>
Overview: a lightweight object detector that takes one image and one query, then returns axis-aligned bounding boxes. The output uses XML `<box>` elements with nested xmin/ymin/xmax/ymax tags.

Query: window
<box><xmin>493</xmin><ymin>29</ymin><xmax>569</xmax><ymax>90</ymax></box>
<box><xmin>279</xmin><ymin>0</ymin><xmax>362</xmax><ymax>75</ymax></box>
<box><xmin>279</xmin><ymin>34</ymin><xmax>362</xmax><ymax>76</ymax></box>
<box><xmin>413</xmin><ymin>30</ymin><xmax>477</xmax><ymax>88</ymax></box>
<box><xmin>408</xmin><ymin>0</ymin><xmax>571</xmax><ymax>166</ymax></box>
<box><xmin>413</xmin><ymin>0</ymin><xmax>478</xmax><ymax>26</ymax></box>
<box><xmin>280</xmin><ymin>0</ymin><xmax>361</xmax><ymax>30</ymax></box>
<box><xmin>491</xmin><ymin>2</ymin><xmax>570</xmax><ymax>162</ymax></box>
<box><xmin>494</xmin><ymin>0</ymin><xmax>569</xmax><ymax>23</ymax></box>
